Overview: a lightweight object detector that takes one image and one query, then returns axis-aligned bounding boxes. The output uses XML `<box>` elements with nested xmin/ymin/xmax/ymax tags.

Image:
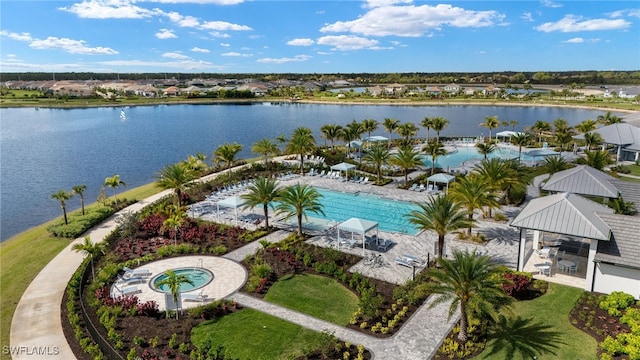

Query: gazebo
<box><xmin>330</xmin><ymin>162</ymin><xmax>356</xmax><ymax>179</ymax></box>
<box><xmin>541</xmin><ymin>165</ymin><xmax>619</xmax><ymax>199</ymax></box>
<box><xmin>426</xmin><ymin>173</ymin><xmax>456</xmax><ymax>193</ymax></box>
<box><xmin>496</xmin><ymin>130</ymin><xmax>524</xmax><ymax>142</ymax></box>
<box><xmin>337</xmin><ymin>217</ymin><xmax>379</xmax><ymax>255</ymax></box>
<box><xmin>216</xmin><ymin>196</ymin><xmax>247</xmax><ymax>225</ymax></box>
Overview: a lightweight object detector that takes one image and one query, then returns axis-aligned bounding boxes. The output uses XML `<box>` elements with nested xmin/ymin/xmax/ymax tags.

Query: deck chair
<box><xmin>123</xmin><ymin>266</ymin><xmax>151</xmax><ymax>278</ymax></box>
<box><xmin>113</xmin><ymin>284</ymin><xmax>141</xmax><ymax>297</ymax></box>
<box><xmin>408</xmin><ymin>184</ymin><xmax>417</xmax><ymax>191</ymax></box>
<box><xmin>182</xmin><ymin>290</ymin><xmax>210</xmax><ymax>302</ymax></box>
<box><xmin>117</xmin><ymin>273</ymin><xmax>146</xmax><ymax>285</ymax></box>
<box><xmin>377</xmin><ymin>239</ymin><xmax>393</xmax><ymax>251</ymax></box>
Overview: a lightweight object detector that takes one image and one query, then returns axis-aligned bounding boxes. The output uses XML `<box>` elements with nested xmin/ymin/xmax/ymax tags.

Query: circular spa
<box><xmin>150</xmin><ymin>267</ymin><xmax>214</xmax><ymax>293</ymax></box>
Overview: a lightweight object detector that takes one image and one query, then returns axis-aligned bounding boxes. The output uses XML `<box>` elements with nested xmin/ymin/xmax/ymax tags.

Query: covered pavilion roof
<box><xmin>541</xmin><ymin>165</ymin><xmax>619</xmax><ymax>198</ymax></box>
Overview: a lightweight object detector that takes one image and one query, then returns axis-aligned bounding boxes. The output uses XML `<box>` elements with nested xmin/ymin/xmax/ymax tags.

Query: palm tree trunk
<box><xmin>263</xmin><ymin>203</ymin><xmax>269</xmax><ymax>229</ymax></box>
<box><xmin>438</xmin><ymin>235</ymin><xmax>445</xmax><ymax>258</ymax></box>
<box><xmin>468</xmin><ymin>213</ymin><xmax>473</xmax><ymax>236</ymax></box>
<box><xmin>61</xmin><ymin>205</ymin><xmax>68</xmax><ymax>225</ymax></box>
<box><xmin>297</xmin><ymin>214</ymin><xmax>303</xmax><ymax>237</ymax></box>
<box><xmin>458</xmin><ymin>301</ymin><xmax>468</xmax><ymax>342</ymax></box>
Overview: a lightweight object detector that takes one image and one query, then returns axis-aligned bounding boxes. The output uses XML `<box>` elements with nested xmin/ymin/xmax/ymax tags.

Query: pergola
<box><xmin>426</xmin><ymin>173</ymin><xmax>455</xmax><ymax>193</ymax></box>
<box><xmin>330</xmin><ymin>162</ymin><xmax>356</xmax><ymax>179</ymax></box>
<box><xmin>496</xmin><ymin>130</ymin><xmax>524</xmax><ymax>142</ymax></box>
<box><xmin>337</xmin><ymin>217</ymin><xmax>379</xmax><ymax>256</ymax></box>
<box><xmin>216</xmin><ymin>196</ymin><xmax>247</xmax><ymax>225</ymax></box>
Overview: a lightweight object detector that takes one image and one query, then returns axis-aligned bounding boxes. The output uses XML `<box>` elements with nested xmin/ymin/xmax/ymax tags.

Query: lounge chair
<box><xmin>318</xmin><ymin>170</ymin><xmax>326</xmax><ymax>177</ymax></box>
<box><xmin>113</xmin><ymin>284</ymin><xmax>141</xmax><ymax>297</ymax></box>
<box><xmin>417</xmin><ymin>184</ymin><xmax>425</xmax><ymax>192</ymax></box>
<box><xmin>408</xmin><ymin>184</ymin><xmax>417</xmax><ymax>191</ymax></box>
<box><xmin>377</xmin><ymin>239</ymin><xmax>393</xmax><ymax>251</ymax></box>
<box><xmin>394</xmin><ymin>258</ymin><xmax>413</xmax><ymax>268</ymax></box>
<box><xmin>117</xmin><ymin>273</ymin><xmax>146</xmax><ymax>285</ymax></box>
<box><xmin>360</xmin><ymin>177</ymin><xmax>370</xmax><ymax>185</ymax></box>
<box><xmin>123</xmin><ymin>266</ymin><xmax>151</xmax><ymax>278</ymax></box>
<box><xmin>182</xmin><ymin>290</ymin><xmax>210</xmax><ymax>302</ymax></box>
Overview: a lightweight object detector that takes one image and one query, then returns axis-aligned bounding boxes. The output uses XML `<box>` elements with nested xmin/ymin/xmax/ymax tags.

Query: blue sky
<box><xmin>1</xmin><ymin>0</ymin><xmax>638</xmax><ymax>73</ymax></box>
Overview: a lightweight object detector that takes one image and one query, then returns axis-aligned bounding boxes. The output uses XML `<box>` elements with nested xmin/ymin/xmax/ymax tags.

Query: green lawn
<box><xmin>191</xmin><ymin>308</ymin><xmax>326</xmax><ymax>360</ymax></box>
<box><xmin>622</xmin><ymin>164</ymin><xmax>640</xmax><ymax>177</ymax></box>
<box><xmin>473</xmin><ymin>283</ymin><xmax>597</xmax><ymax>360</ymax></box>
<box><xmin>0</xmin><ymin>183</ymin><xmax>161</xmax><ymax>360</ymax></box>
<box><xmin>263</xmin><ymin>274</ymin><xmax>359</xmax><ymax>325</ymax></box>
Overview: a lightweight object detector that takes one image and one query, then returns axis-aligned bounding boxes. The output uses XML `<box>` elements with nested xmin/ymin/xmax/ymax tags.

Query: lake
<box><xmin>0</xmin><ymin>102</ymin><xmax>616</xmax><ymax>241</ymax></box>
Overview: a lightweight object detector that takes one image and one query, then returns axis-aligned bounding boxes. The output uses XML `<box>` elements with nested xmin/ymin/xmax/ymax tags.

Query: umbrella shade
<box><xmin>337</xmin><ymin>217</ymin><xmax>379</xmax><ymax>255</ymax></box>
<box><xmin>216</xmin><ymin>196</ymin><xmax>247</xmax><ymax>225</ymax></box>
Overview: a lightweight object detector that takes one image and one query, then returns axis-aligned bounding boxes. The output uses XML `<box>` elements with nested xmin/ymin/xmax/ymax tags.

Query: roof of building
<box><xmin>609</xmin><ymin>180</ymin><xmax>640</xmax><ymax>212</ymax></box>
<box><xmin>594</xmin><ymin>213</ymin><xmax>640</xmax><ymax>269</ymax></box>
<box><xmin>593</xmin><ymin>123</ymin><xmax>640</xmax><ymax>146</ymax></box>
<box><xmin>511</xmin><ymin>192</ymin><xmax>614</xmax><ymax>240</ymax></box>
<box><xmin>541</xmin><ymin>165</ymin><xmax>619</xmax><ymax>198</ymax></box>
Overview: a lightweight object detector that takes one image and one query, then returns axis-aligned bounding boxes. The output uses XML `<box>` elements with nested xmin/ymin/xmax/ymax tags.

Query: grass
<box><xmin>263</xmin><ymin>274</ymin><xmax>359</xmax><ymax>326</ymax></box>
<box><xmin>191</xmin><ymin>308</ymin><xmax>326</xmax><ymax>360</ymax></box>
<box><xmin>622</xmin><ymin>164</ymin><xmax>640</xmax><ymax>177</ymax></box>
<box><xmin>473</xmin><ymin>283</ymin><xmax>597</xmax><ymax>360</ymax></box>
<box><xmin>0</xmin><ymin>182</ymin><xmax>161</xmax><ymax>359</ymax></box>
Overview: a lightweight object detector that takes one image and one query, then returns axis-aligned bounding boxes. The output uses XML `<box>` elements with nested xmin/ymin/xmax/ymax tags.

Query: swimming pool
<box><xmin>422</xmin><ymin>146</ymin><xmax>534</xmax><ymax>168</ymax></box>
<box><xmin>303</xmin><ymin>188</ymin><xmax>421</xmax><ymax>235</ymax></box>
<box><xmin>151</xmin><ymin>268</ymin><xmax>214</xmax><ymax>293</ymax></box>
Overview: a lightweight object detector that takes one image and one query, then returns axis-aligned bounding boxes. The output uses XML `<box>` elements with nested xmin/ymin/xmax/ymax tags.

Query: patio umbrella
<box><xmin>216</xmin><ymin>195</ymin><xmax>247</xmax><ymax>225</ymax></box>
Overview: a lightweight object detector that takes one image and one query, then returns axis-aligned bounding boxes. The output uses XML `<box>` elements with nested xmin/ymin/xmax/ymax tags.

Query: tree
<box><xmin>578</xmin><ymin>150</ymin><xmax>614</xmax><ymax>171</ymax></box>
<box><xmin>511</xmin><ymin>133</ymin><xmax>531</xmax><ymax>162</ymax></box>
<box><xmin>276</xmin><ymin>134</ymin><xmax>288</xmax><ymax>154</ymax></box>
<box><xmin>480</xmin><ymin>116</ymin><xmax>500</xmax><ymax>142</ymax></box>
<box><xmin>363</xmin><ymin>145</ymin><xmax>390</xmax><ymax>184</ymax></box>
<box><xmin>540</xmin><ymin>156</ymin><xmax>570</xmax><ymax>175</ymax></box>
<box><xmin>72</xmin><ymin>184</ymin><xmax>87</xmax><ymax>216</ymax></box>
<box><xmin>286</xmin><ymin>127</ymin><xmax>316</xmax><ymax>175</ymax></box>
<box><xmin>382</xmin><ymin>117</ymin><xmax>400</xmax><ymax>148</ymax></box>
<box><xmin>361</xmin><ymin>118</ymin><xmax>378</xmax><ymax>140</ymax></box>
<box><xmin>449</xmin><ymin>176</ymin><xmax>499</xmax><ymax>235</ymax></box>
<box><xmin>574</xmin><ymin>119</ymin><xmax>598</xmax><ymax>133</ymax></box>
<box><xmin>104</xmin><ymin>174</ymin><xmax>126</xmax><ymax>204</ymax></box>
<box><xmin>251</xmin><ymin>138</ymin><xmax>279</xmax><ymax>167</ymax></box>
<box><xmin>609</xmin><ymin>196</ymin><xmax>637</xmax><ymax>215</ymax></box>
<box><xmin>51</xmin><ymin>189</ymin><xmax>74</xmax><ymax>225</ymax></box>
<box><xmin>423</xmin><ymin>141</ymin><xmax>447</xmax><ymax>175</ymax></box>
<box><xmin>162</xmin><ymin>207</ymin><xmax>187</xmax><ymax>245</ymax></box>
<box><xmin>341</xmin><ymin>121</ymin><xmax>364</xmax><ymax>156</ymax></box>
<box><xmin>320</xmin><ymin>124</ymin><xmax>342</xmax><ymax>149</ymax></box>
<box><xmin>214</xmin><ymin>142</ymin><xmax>243</xmax><ymax>171</ymax></box>
<box><xmin>431</xmin><ymin>117</ymin><xmax>449</xmax><ymax>143</ymax></box>
<box><xmin>182</xmin><ymin>154</ymin><xmax>208</xmax><ymax>176</ymax></box>
<box><xmin>406</xmin><ymin>194</ymin><xmax>469</xmax><ymax>259</ymax></box>
<box><xmin>475</xmin><ymin>142</ymin><xmax>497</xmax><ymax>160</ymax></box>
<box><xmin>421</xmin><ymin>117</ymin><xmax>434</xmax><ymax>142</ymax></box>
<box><xmin>597</xmin><ymin>111</ymin><xmax>622</xmax><ymax>125</ymax></box>
<box><xmin>390</xmin><ymin>146</ymin><xmax>423</xmax><ymax>184</ymax></box>
<box><xmin>155</xmin><ymin>270</ymin><xmax>194</xmax><ymax>319</ymax></box>
<box><xmin>274</xmin><ymin>184</ymin><xmax>324</xmax><ymax>237</ymax></box>
<box><xmin>473</xmin><ymin>158</ymin><xmax>518</xmax><ymax>213</ymax></box>
<box><xmin>425</xmin><ymin>249</ymin><xmax>512</xmax><ymax>342</ymax></box>
<box><xmin>241</xmin><ymin>177</ymin><xmax>282</xmax><ymax>229</ymax></box>
<box><xmin>72</xmin><ymin>236</ymin><xmax>106</xmax><ymax>281</ymax></box>
<box><xmin>396</xmin><ymin>122</ymin><xmax>418</xmax><ymax>143</ymax></box>
<box><xmin>583</xmin><ymin>132</ymin><xmax>603</xmax><ymax>151</ymax></box>
<box><xmin>155</xmin><ymin>163</ymin><xmax>195</xmax><ymax>207</ymax></box>
<box><xmin>532</xmin><ymin>120</ymin><xmax>551</xmax><ymax>144</ymax></box>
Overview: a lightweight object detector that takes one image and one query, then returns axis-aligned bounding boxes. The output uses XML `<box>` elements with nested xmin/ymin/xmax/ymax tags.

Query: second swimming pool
<box><xmin>422</xmin><ymin>146</ymin><xmax>535</xmax><ymax>168</ymax></box>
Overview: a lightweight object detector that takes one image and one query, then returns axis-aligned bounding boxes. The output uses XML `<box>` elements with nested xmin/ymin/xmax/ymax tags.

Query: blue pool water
<box><xmin>306</xmin><ymin>188</ymin><xmax>421</xmax><ymax>235</ymax></box>
<box><xmin>422</xmin><ymin>146</ymin><xmax>535</xmax><ymax>168</ymax></box>
<box><xmin>151</xmin><ymin>268</ymin><xmax>214</xmax><ymax>293</ymax></box>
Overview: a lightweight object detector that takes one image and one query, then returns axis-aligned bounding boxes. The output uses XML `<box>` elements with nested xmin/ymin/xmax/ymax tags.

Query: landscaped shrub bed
<box><xmin>48</xmin><ymin>205</ymin><xmax>116</xmax><ymax>238</ymax></box>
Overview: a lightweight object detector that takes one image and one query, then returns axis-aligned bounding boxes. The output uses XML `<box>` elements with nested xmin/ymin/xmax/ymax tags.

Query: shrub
<box><xmin>502</xmin><ymin>271</ymin><xmax>533</xmax><ymax>298</ymax></box>
<box><xmin>600</xmin><ymin>291</ymin><xmax>636</xmax><ymax>317</ymax></box>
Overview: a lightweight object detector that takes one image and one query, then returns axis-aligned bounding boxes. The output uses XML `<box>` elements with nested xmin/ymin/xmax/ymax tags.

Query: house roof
<box><xmin>337</xmin><ymin>217</ymin><xmax>378</xmax><ymax>234</ymax></box>
<box><xmin>591</xmin><ymin>123</ymin><xmax>640</xmax><ymax>146</ymax></box>
<box><xmin>594</xmin><ymin>213</ymin><xmax>640</xmax><ymax>269</ymax></box>
<box><xmin>427</xmin><ymin>173</ymin><xmax>455</xmax><ymax>184</ymax></box>
<box><xmin>510</xmin><ymin>192</ymin><xmax>613</xmax><ymax>240</ymax></box>
<box><xmin>541</xmin><ymin>165</ymin><xmax>619</xmax><ymax>198</ymax></box>
<box><xmin>610</xmin><ymin>180</ymin><xmax>640</xmax><ymax>211</ymax></box>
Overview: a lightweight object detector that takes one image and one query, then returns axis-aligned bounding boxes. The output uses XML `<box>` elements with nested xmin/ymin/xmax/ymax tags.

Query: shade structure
<box><xmin>364</xmin><ymin>135</ymin><xmax>389</xmax><ymax>143</ymax></box>
<box><xmin>541</xmin><ymin>165</ymin><xmax>619</xmax><ymax>198</ymax></box>
<box><xmin>426</xmin><ymin>173</ymin><xmax>455</xmax><ymax>192</ymax></box>
<box><xmin>216</xmin><ymin>195</ymin><xmax>247</xmax><ymax>225</ymax></box>
<box><xmin>337</xmin><ymin>217</ymin><xmax>379</xmax><ymax>255</ymax></box>
<box><xmin>496</xmin><ymin>131</ymin><xmax>524</xmax><ymax>139</ymax></box>
<box><xmin>330</xmin><ymin>162</ymin><xmax>356</xmax><ymax>179</ymax></box>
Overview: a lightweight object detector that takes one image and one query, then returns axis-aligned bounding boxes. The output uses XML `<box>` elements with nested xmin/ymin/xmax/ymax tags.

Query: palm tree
<box><xmin>574</xmin><ymin>119</ymin><xmax>598</xmax><ymax>133</ymax></box>
<box><xmin>155</xmin><ymin>270</ymin><xmax>194</xmax><ymax>319</ymax></box>
<box><xmin>396</xmin><ymin>122</ymin><xmax>418</xmax><ymax>143</ymax></box>
<box><xmin>449</xmin><ymin>176</ymin><xmax>499</xmax><ymax>235</ymax></box>
<box><xmin>241</xmin><ymin>177</ymin><xmax>282</xmax><ymax>229</ymax></box>
<box><xmin>597</xmin><ymin>111</ymin><xmax>622</xmax><ymax>125</ymax></box>
<box><xmin>511</xmin><ymin>133</ymin><xmax>531</xmax><ymax>161</ymax></box>
<box><xmin>276</xmin><ymin>134</ymin><xmax>288</xmax><ymax>154</ymax></box>
<box><xmin>425</xmin><ymin>249</ymin><xmax>512</xmax><ymax>342</ymax></box>
<box><xmin>578</xmin><ymin>150</ymin><xmax>614</xmax><ymax>171</ymax></box>
<box><xmin>473</xmin><ymin>158</ymin><xmax>515</xmax><ymax>214</ymax></box>
<box><xmin>155</xmin><ymin>163</ymin><xmax>195</xmax><ymax>207</ymax></box>
<box><xmin>182</xmin><ymin>154</ymin><xmax>208</xmax><ymax>176</ymax></box>
<box><xmin>421</xmin><ymin>117</ymin><xmax>434</xmax><ymax>142</ymax></box>
<box><xmin>475</xmin><ymin>142</ymin><xmax>497</xmax><ymax>160</ymax></box>
<box><xmin>405</xmin><ymin>194</ymin><xmax>469</xmax><ymax>259</ymax></box>
<box><xmin>162</xmin><ymin>208</ymin><xmax>186</xmax><ymax>245</ymax></box>
<box><xmin>361</xmin><ymin>118</ymin><xmax>378</xmax><ymax>140</ymax></box>
<box><xmin>104</xmin><ymin>174</ymin><xmax>126</xmax><ymax>204</ymax></box>
<box><xmin>532</xmin><ymin>120</ymin><xmax>551</xmax><ymax>144</ymax></box>
<box><xmin>251</xmin><ymin>138</ymin><xmax>279</xmax><ymax>167</ymax></box>
<box><xmin>214</xmin><ymin>142</ymin><xmax>243</xmax><ymax>171</ymax></box>
<box><xmin>609</xmin><ymin>196</ymin><xmax>637</xmax><ymax>215</ymax></box>
<box><xmin>480</xmin><ymin>116</ymin><xmax>500</xmax><ymax>142</ymax></box>
<box><xmin>275</xmin><ymin>184</ymin><xmax>324</xmax><ymax>237</ymax></box>
<box><xmin>552</xmin><ymin>118</ymin><xmax>571</xmax><ymax>134</ymax></box>
<box><xmin>363</xmin><ymin>145</ymin><xmax>390</xmax><ymax>184</ymax></box>
<box><xmin>286</xmin><ymin>127</ymin><xmax>316</xmax><ymax>175</ymax></box>
<box><xmin>51</xmin><ymin>189</ymin><xmax>73</xmax><ymax>225</ymax></box>
<box><xmin>554</xmin><ymin>131</ymin><xmax>574</xmax><ymax>155</ymax></box>
<box><xmin>431</xmin><ymin>117</ymin><xmax>449</xmax><ymax>143</ymax></box>
<box><xmin>72</xmin><ymin>236</ymin><xmax>106</xmax><ymax>281</ymax></box>
<box><xmin>382</xmin><ymin>117</ymin><xmax>400</xmax><ymax>148</ymax></box>
<box><xmin>540</xmin><ymin>156</ymin><xmax>570</xmax><ymax>175</ymax></box>
<box><xmin>72</xmin><ymin>184</ymin><xmax>87</xmax><ymax>216</ymax></box>
<box><xmin>390</xmin><ymin>146</ymin><xmax>423</xmax><ymax>184</ymax></box>
<box><xmin>509</xmin><ymin>120</ymin><xmax>518</xmax><ymax>131</ymax></box>
<box><xmin>423</xmin><ymin>141</ymin><xmax>447</xmax><ymax>175</ymax></box>
<box><xmin>320</xmin><ymin>124</ymin><xmax>342</xmax><ymax>149</ymax></box>
<box><xmin>341</xmin><ymin>121</ymin><xmax>364</xmax><ymax>156</ymax></box>
<box><xmin>583</xmin><ymin>132</ymin><xmax>603</xmax><ymax>151</ymax></box>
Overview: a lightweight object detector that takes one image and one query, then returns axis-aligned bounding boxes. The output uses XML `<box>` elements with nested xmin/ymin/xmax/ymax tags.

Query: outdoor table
<box><xmin>539</xmin><ymin>247</ymin><xmax>551</xmax><ymax>259</ymax></box>
<box><xmin>535</xmin><ymin>263</ymin><xmax>552</xmax><ymax>276</ymax></box>
<box><xmin>558</xmin><ymin>259</ymin><xmax>576</xmax><ymax>272</ymax></box>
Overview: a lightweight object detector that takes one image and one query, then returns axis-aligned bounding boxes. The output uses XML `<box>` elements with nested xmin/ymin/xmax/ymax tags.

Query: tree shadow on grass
<box><xmin>483</xmin><ymin>315</ymin><xmax>565</xmax><ymax>359</ymax></box>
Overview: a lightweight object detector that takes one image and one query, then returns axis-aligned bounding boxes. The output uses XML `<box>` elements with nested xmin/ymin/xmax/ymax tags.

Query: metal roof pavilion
<box><xmin>541</xmin><ymin>165</ymin><xmax>619</xmax><ymax>198</ymax></box>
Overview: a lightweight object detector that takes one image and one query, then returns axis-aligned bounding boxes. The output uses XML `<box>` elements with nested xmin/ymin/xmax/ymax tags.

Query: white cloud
<box><xmin>162</xmin><ymin>52</ymin><xmax>190</xmax><ymax>59</ymax></box>
<box><xmin>29</xmin><ymin>37</ymin><xmax>118</xmax><ymax>55</ymax></box>
<box><xmin>191</xmin><ymin>47</ymin><xmax>210</xmax><ymax>53</ymax></box>
<box><xmin>210</xmin><ymin>32</ymin><xmax>231</xmax><ymax>38</ymax></box>
<box><xmin>221</xmin><ymin>52</ymin><xmax>252</xmax><ymax>57</ymax></box>
<box><xmin>564</xmin><ymin>37</ymin><xmax>584</xmax><ymax>43</ymax></box>
<box><xmin>287</xmin><ymin>38</ymin><xmax>315</xmax><ymax>46</ymax></box>
<box><xmin>155</xmin><ymin>29</ymin><xmax>177</xmax><ymax>39</ymax></box>
<box><xmin>321</xmin><ymin>4</ymin><xmax>504</xmax><ymax>37</ymax></box>
<box><xmin>535</xmin><ymin>15</ymin><xmax>631</xmax><ymax>32</ymax></box>
<box><xmin>0</xmin><ymin>30</ymin><xmax>33</xmax><ymax>42</ymax></box>
<box><xmin>608</xmin><ymin>9</ymin><xmax>640</xmax><ymax>18</ymax></box>
<box><xmin>220</xmin><ymin>43</ymin><xmax>231</xmax><ymax>47</ymax></box>
<box><xmin>363</xmin><ymin>0</ymin><xmax>412</xmax><ymax>9</ymax></box>
<box><xmin>100</xmin><ymin>59</ymin><xmax>220</xmax><ymax>70</ymax></box>
<box><xmin>59</xmin><ymin>0</ymin><xmax>157</xmax><ymax>19</ymax></box>
<box><xmin>316</xmin><ymin>35</ymin><xmax>379</xmax><ymax>50</ymax></box>
<box><xmin>257</xmin><ymin>55</ymin><xmax>311</xmax><ymax>64</ymax></box>
<box><xmin>199</xmin><ymin>21</ymin><xmax>252</xmax><ymax>31</ymax></box>
<box><xmin>164</xmin><ymin>12</ymin><xmax>200</xmax><ymax>27</ymax></box>
<box><xmin>521</xmin><ymin>12</ymin><xmax>534</xmax><ymax>22</ymax></box>
<box><xmin>540</xmin><ymin>0</ymin><xmax>563</xmax><ymax>8</ymax></box>
<box><xmin>146</xmin><ymin>0</ymin><xmax>244</xmax><ymax>4</ymax></box>
<box><xmin>629</xmin><ymin>9</ymin><xmax>640</xmax><ymax>18</ymax></box>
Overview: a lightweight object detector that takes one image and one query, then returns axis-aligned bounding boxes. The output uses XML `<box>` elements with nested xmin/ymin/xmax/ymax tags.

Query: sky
<box><xmin>0</xmin><ymin>0</ymin><xmax>638</xmax><ymax>74</ymax></box>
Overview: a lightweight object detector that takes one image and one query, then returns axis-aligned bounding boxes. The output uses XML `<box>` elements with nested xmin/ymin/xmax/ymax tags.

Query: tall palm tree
<box><xmin>532</xmin><ymin>120</ymin><xmax>551</xmax><ymax>144</ymax></box>
<box><xmin>275</xmin><ymin>184</ymin><xmax>324</xmax><ymax>237</ymax></box>
<box><xmin>72</xmin><ymin>184</ymin><xmax>87</xmax><ymax>216</ymax></box>
<box><xmin>552</xmin><ymin>118</ymin><xmax>571</xmax><ymax>134</ymax></box>
<box><xmin>396</xmin><ymin>122</ymin><xmax>418</xmax><ymax>142</ymax></box>
<box><xmin>511</xmin><ymin>133</ymin><xmax>531</xmax><ymax>161</ymax></box>
<box><xmin>390</xmin><ymin>146</ymin><xmax>423</xmax><ymax>184</ymax></box>
<box><xmin>182</xmin><ymin>154</ymin><xmax>208</xmax><ymax>176</ymax></box>
<box><xmin>155</xmin><ymin>163</ymin><xmax>195</xmax><ymax>207</ymax></box>
<box><xmin>341</xmin><ymin>121</ymin><xmax>364</xmax><ymax>156</ymax></box>
<box><xmin>583</xmin><ymin>132</ymin><xmax>603</xmax><ymax>151</ymax></box>
<box><xmin>286</xmin><ymin>127</ymin><xmax>316</xmax><ymax>175</ymax></box>
<box><xmin>361</xmin><ymin>118</ymin><xmax>378</xmax><ymax>140</ymax></box>
<box><xmin>431</xmin><ymin>117</ymin><xmax>449</xmax><ymax>143</ymax></box>
<box><xmin>51</xmin><ymin>189</ymin><xmax>73</xmax><ymax>225</ymax></box>
<box><xmin>251</xmin><ymin>138</ymin><xmax>279</xmax><ymax>167</ymax></box>
<box><xmin>320</xmin><ymin>124</ymin><xmax>342</xmax><ymax>149</ymax></box>
<box><xmin>473</xmin><ymin>158</ymin><xmax>515</xmax><ymax>215</ymax></box>
<box><xmin>405</xmin><ymin>194</ymin><xmax>469</xmax><ymax>259</ymax></box>
<box><xmin>480</xmin><ymin>116</ymin><xmax>500</xmax><ymax>142</ymax></box>
<box><xmin>382</xmin><ymin>117</ymin><xmax>400</xmax><ymax>148</ymax></box>
<box><xmin>104</xmin><ymin>174</ymin><xmax>126</xmax><ymax>204</ymax></box>
<box><xmin>276</xmin><ymin>134</ymin><xmax>288</xmax><ymax>154</ymax></box>
<box><xmin>578</xmin><ymin>150</ymin><xmax>614</xmax><ymax>171</ymax></box>
<box><xmin>421</xmin><ymin>117</ymin><xmax>434</xmax><ymax>142</ymax></box>
<box><xmin>162</xmin><ymin>208</ymin><xmax>186</xmax><ymax>245</ymax></box>
<box><xmin>574</xmin><ymin>119</ymin><xmax>598</xmax><ymax>133</ymax></box>
<box><xmin>475</xmin><ymin>142</ymin><xmax>497</xmax><ymax>160</ymax></box>
<box><xmin>71</xmin><ymin>236</ymin><xmax>106</xmax><ymax>281</ymax></box>
<box><xmin>540</xmin><ymin>156</ymin><xmax>570</xmax><ymax>175</ymax></box>
<box><xmin>214</xmin><ymin>142</ymin><xmax>243</xmax><ymax>171</ymax></box>
<box><xmin>155</xmin><ymin>270</ymin><xmax>195</xmax><ymax>319</ymax></box>
<box><xmin>554</xmin><ymin>131</ymin><xmax>574</xmax><ymax>155</ymax></box>
<box><xmin>363</xmin><ymin>145</ymin><xmax>390</xmax><ymax>184</ymax></box>
<box><xmin>426</xmin><ymin>249</ymin><xmax>512</xmax><ymax>342</ymax></box>
<box><xmin>423</xmin><ymin>141</ymin><xmax>447</xmax><ymax>175</ymax></box>
<box><xmin>241</xmin><ymin>177</ymin><xmax>281</xmax><ymax>229</ymax></box>
<box><xmin>597</xmin><ymin>111</ymin><xmax>622</xmax><ymax>125</ymax></box>
<box><xmin>449</xmin><ymin>176</ymin><xmax>499</xmax><ymax>235</ymax></box>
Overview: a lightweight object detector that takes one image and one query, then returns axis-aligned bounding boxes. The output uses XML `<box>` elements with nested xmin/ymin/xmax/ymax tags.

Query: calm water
<box><xmin>0</xmin><ymin>103</ymin><xmax>614</xmax><ymax>241</ymax></box>
<box><xmin>151</xmin><ymin>268</ymin><xmax>214</xmax><ymax>293</ymax></box>
<box><xmin>423</xmin><ymin>146</ymin><xmax>536</xmax><ymax>168</ymax></box>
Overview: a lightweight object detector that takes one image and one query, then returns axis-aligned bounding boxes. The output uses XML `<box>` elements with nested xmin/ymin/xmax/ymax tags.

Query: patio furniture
<box><xmin>377</xmin><ymin>239</ymin><xmax>393</xmax><ymax>252</ymax></box>
<box><xmin>558</xmin><ymin>259</ymin><xmax>576</xmax><ymax>272</ymax></box>
<box><xmin>534</xmin><ymin>262</ymin><xmax>552</xmax><ymax>277</ymax></box>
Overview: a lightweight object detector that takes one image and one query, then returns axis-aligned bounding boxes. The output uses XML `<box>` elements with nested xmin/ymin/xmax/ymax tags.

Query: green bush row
<box><xmin>48</xmin><ymin>206</ymin><xmax>115</xmax><ymax>238</ymax></box>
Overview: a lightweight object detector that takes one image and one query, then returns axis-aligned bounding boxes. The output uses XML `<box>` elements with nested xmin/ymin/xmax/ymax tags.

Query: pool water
<box><xmin>151</xmin><ymin>268</ymin><xmax>214</xmax><ymax>293</ymax></box>
<box><xmin>422</xmin><ymin>146</ymin><xmax>534</xmax><ymax>168</ymax></box>
<box><xmin>308</xmin><ymin>188</ymin><xmax>421</xmax><ymax>235</ymax></box>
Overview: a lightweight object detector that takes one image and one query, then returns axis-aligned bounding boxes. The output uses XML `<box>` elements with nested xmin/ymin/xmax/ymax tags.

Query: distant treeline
<box><xmin>1</xmin><ymin>71</ymin><xmax>639</xmax><ymax>85</ymax></box>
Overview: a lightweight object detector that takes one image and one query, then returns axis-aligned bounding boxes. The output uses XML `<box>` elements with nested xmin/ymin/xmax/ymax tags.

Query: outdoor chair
<box><xmin>117</xmin><ymin>274</ymin><xmax>146</xmax><ymax>285</ymax></box>
<box><xmin>123</xmin><ymin>266</ymin><xmax>151</xmax><ymax>278</ymax></box>
<box><xmin>394</xmin><ymin>258</ymin><xmax>413</xmax><ymax>268</ymax></box>
<box><xmin>377</xmin><ymin>239</ymin><xmax>393</xmax><ymax>252</ymax></box>
<box><xmin>113</xmin><ymin>284</ymin><xmax>141</xmax><ymax>297</ymax></box>
<box><xmin>182</xmin><ymin>290</ymin><xmax>210</xmax><ymax>302</ymax></box>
